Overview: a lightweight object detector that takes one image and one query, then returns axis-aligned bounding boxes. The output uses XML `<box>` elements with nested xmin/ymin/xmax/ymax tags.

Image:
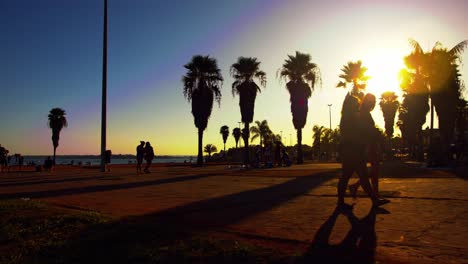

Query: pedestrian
<box><xmin>348</xmin><ymin>93</ymin><xmax>387</xmax><ymax>200</ymax></box>
<box><xmin>136</xmin><ymin>141</ymin><xmax>145</xmax><ymax>174</ymax></box>
<box><xmin>0</xmin><ymin>145</ymin><xmax>8</xmax><ymax>173</ymax></box>
<box><xmin>144</xmin><ymin>142</ymin><xmax>154</xmax><ymax>173</ymax></box>
<box><xmin>336</xmin><ymin>93</ymin><xmax>388</xmax><ymax>210</ymax></box>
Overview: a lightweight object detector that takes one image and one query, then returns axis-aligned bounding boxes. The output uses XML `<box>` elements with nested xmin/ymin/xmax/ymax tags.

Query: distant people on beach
<box><xmin>281</xmin><ymin>149</ymin><xmax>291</xmax><ymax>167</ymax></box>
<box><xmin>104</xmin><ymin>150</ymin><xmax>112</xmax><ymax>172</ymax></box>
<box><xmin>43</xmin><ymin>156</ymin><xmax>53</xmax><ymax>171</ymax></box>
<box><xmin>144</xmin><ymin>142</ymin><xmax>154</xmax><ymax>173</ymax></box>
<box><xmin>337</xmin><ymin>93</ymin><xmax>389</xmax><ymax>210</ymax></box>
<box><xmin>136</xmin><ymin>141</ymin><xmax>145</xmax><ymax>174</ymax></box>
<box><xmin>0</xmin><ymin>145</ymin><xmax>8</xmax><ymax>172</ymax></box>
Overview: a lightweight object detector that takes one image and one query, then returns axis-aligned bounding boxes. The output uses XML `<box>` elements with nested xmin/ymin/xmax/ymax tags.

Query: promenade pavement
<box><xmin>0</xmin><ymin>161</ymin><xmax>466</xmax><ymax>263</ymax></box>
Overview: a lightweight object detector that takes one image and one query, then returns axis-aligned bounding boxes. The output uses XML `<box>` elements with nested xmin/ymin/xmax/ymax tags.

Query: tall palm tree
<box><xmin>279</xmin><ymin>51</ymin><xmax>321</xmax><ymax>164</ymax></box>
<box><xmin>232</xmin><ymin>128</ymin><xmax>241</xmax><ymax>148</ymax></box>
<box><xmin>231</xmin><ymin>57</ymin><xmax>266</xmax><ymax>165</ymax></box>
<box><xmin>312</xmin><ymin>125</ymin><xmax>324</xmax><ymax>159</ymax></box>
<box><xmin>220</xmin><ymin>125</ymin><xmax>229</xmax><ymax>154</ymax></box>
<box><xmin>183</xmin><ymin>55</ymin><xmax>223</xmax><ymax>166</ymax></box>
<box><xmin>336</xmin><ymin>60</ymin><xmax>370</xmax><ymax>99</ymax></box>
<box><xmin>426</xmin><ymin>40</ymin><xmax>467</xmax><ymax>146</ymax></box>
<box><xmin>249</xmin><ymin>120</ymin><xmax>272</xmax><ymax>147</ymax></box>
<box><xmin>203</xmin><ymin>144</ymin><xmax>217</xmax><ymax>161</ymax></box>
<box><xmin>48</xmin><ymin>108</ymin><xmax>68</xmax><ymax>165</ymax></box>
<box><xmin>379</xmin><ymin>91</ymin><xmax>400</xmax><ymax>139</ymax></box>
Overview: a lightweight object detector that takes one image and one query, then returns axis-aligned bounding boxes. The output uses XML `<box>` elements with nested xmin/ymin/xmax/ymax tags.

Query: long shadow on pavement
<box><xmin>0</xmin><ymin>176</ymin><xmax>111</xmax><ymax>188</ymax></box>
<box><xmin>0</xmin><ymin>173</ymin><xmax>219</xmax><ymax>199</ymax></box>
<box><xmin>37</xmin><ymin>170</ymin><xmax>339</xmax><ymax>263</ymax></box>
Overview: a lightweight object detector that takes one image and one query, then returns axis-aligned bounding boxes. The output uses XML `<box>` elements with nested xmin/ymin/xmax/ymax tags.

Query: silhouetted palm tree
<box><xmin>232</xmin><ymin>128</ymin><xmax>241</xmax><ymax>148</ymax></box>
<box><xmin>231</xmin><ymin>57</ymin><xmax>266</xmax><ymax>164</ymax></box>
<box><xmin>379</xmin><ymin>91</ymin><xmax>400</xmax><ymax>139</ymax></box>
<box><xmin>426</xmin><ymin>40</ymin><xmax>467</xmax><ymax>145</ymax></box>
<box><xmin>220</xmin><ymin>125</ymin><xmax>229</xmax><ymax>154</ymax></box>
<box><xmin>312</xmin><ymin>125</ymin><xmax>324</xmax><ymax>159</ymax></box>
<box><xmin>183</xmin><ymin>55</ymin><xmax>223</xmax><ymax>166</ymax></box>
<box><xmin>203</xmin><ymin>144</ymin><xmax>217</xmax><ymax>161</ymax></box>
<box><xmin>48</xmin><ymin>108</ymin><xmax>68</xmax><ymax>165</ymax></box>
<box><xmin>250</xmin><ymin>120</ymin><xmax>272</xmax><ymax>147</ymax></box>
<box><xmin>337</xmin><ymin>60</ymin><xmax>370</xmax><ymax>99</ymax></box>
<box><xmin>279</xmin><ymin>51</ymin><xmax>321</xmax><ymax>164</ymax></box>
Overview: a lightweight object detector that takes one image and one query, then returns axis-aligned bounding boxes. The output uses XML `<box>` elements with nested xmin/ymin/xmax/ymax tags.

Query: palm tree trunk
<box><xmin>197</xmin><ymin>128</ymin><xmax>203</xmax><ymax>166</ymax></box>
<box><xmin>53</xmin><ymin>147</ymin><xmax>56</xmax><ymax>167</ymax></box>
<box><xmin>243</xmin><ymin>123</ymin><xmax>250</xmax><ymax>165</ymax></box>
<box><xmin>224</xmin><ymin>143</ymin><xmax>226</xmax><ymax>161</ymax></box>
<box><xmin>297</xmin><ymin>129</ymin><xmax>303</xmax><ymax>164</ymax></box>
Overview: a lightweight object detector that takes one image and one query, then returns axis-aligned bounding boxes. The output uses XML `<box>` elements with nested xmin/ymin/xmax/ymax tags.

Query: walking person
<box><xmin>143</xmin><ymin>142</ymin><xmax>154</xmax><ymax>173</ymax></box>
<box><xmin>336</xmin><ymin>94</ymin><xmax>388</xmax><ymax>210</ymax></box>
<box><xmin>136</xmin><ymin>141</ymin><xmax>145</xmax><ymax>174</ymax></box>
<box><xmin>349</xmin><ymin>93</ymin><xmax>386</xmax><ymax>199</ymax></box>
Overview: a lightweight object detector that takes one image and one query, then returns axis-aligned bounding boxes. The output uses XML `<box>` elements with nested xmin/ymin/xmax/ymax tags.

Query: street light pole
<box><xmin>328</xmin><ymin>104</ymin><xmax>332</xmax><ymax>131</ymax></box>
<box><xmin>280</xmin><ymin>130</ymin><xmax>283</xmax><ymax>143</ymax></box>
<box><xmin>100</xmin><ymin>0</ymin><xmax>108</xmax><ymax>173</ymax></box>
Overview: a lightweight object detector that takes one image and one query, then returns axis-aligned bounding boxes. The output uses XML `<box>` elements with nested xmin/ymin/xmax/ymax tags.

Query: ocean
<box><xmin>17</xmin><ymin>155</ymin><xmax>193</xmax><ymax>166</ymax></box>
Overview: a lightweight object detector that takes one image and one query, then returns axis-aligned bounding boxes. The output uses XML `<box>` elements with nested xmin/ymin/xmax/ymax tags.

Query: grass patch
<box><xmin>0</xmin><ymin>200</ymin><xmax>284</xmax><ymax>264</ymax></box>
<box><xmin>0</xmin><ymin>199</ymin><xmax>45</xmax><ymax>211</ymax></box>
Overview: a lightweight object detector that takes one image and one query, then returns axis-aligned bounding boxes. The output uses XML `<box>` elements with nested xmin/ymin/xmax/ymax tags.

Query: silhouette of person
<box><xmin>281</xmin><ymin>149</ymin><xmax>291</xmax><ymax>167</ymax></box>
<box><xmin>337</xmin><ymin>94</ymin><xmax>387</xmax><ymax>210</ymax></box>
<box><xmin>144</xmin><ymin>142</ymin><xmax>154</xmax><ymax>173</ymax></box>
<box><xmin>44</xmin><ymin>156</ymin><xmax>53</xmax><ymax>171</ymax></box>
<box><xmin>136</xmin><ymin>141</ymin><xmax>145</xmax><ymax>174</ymax></box>
<box><xmin>0</xmin><ymin>145</ymin><xmax>6</xmax><ymax>172</ymax></box>
<box><xmin>274</xmin><ymin>141</ymin><xmax>281</xmax><ymax>166</ymax></box>
<box><xmin>349</xmin><ymin>93</ymin><xmax>388</xmax><ymax>201</ymax></box>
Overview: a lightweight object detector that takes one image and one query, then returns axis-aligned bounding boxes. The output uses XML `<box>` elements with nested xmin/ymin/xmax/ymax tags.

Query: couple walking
<box><xmin>337</xmin><ymin>92</ymin><xmax>390</xmax><ymax>210</ymax></box>
<box><xmin>136</xmin><ymin>141</ymin><xmax>154</xmax><ymax>174</ymax></box>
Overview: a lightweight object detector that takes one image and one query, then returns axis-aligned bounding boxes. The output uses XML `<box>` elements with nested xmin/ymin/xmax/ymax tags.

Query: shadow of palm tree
<box><xmin>298</xmin><ymin>206</ymin><xmax>390</xmax><ymax>264</ymax></box>
<box><xmin>37</xmin><ymin>171</ymin><xmax>337</xmax><ymax>263</ymax></box>
<box><xmin>0</xmin><ymin>173</ymin><xmax>219</xmax><ymax>199</ymax></box>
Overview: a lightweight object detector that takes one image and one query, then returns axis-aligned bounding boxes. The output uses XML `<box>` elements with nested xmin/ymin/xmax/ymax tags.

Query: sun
<box><xmin>363</xmin><ymin>51</ymin><xmax>405</xmax><ymax>98</ymax></box>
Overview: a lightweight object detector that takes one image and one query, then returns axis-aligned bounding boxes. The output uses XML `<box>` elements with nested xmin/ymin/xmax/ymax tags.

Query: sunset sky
<box><xmin>1</xmin><ymin>0</ymin><xmax>467</xmax><ymax>155</ymax></box>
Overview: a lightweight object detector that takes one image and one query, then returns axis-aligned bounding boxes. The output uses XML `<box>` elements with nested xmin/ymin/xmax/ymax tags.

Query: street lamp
<box><xmin>100</xmin><ymin>0</ymin><xmax>108</xmax><ymax>173</ymax></box>
<box><xmin>327</xmin><ymin>104</ymin><xmax>332</xmax><ymax>131</ymax></box>
<box><xmin>280</xmin><ymin>130</ymin><xmax>283</xmax><ymax>143</ymax></box>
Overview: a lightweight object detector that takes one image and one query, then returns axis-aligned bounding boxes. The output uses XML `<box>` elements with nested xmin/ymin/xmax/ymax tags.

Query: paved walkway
<box><xmin>0</xmin><ymin>162</ymin><xmax>467</xmax><ymax>263</ymax></box>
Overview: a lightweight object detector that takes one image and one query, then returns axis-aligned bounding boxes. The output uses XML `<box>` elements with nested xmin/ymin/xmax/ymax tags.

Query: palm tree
<box><xmin>379</xmin><ymin>91</ymin><xmax>400</xmax><ymax>139</ymax></box>
<box><xmin>48</xmin><ymin>108</ymin><xmax>68</xmax><ymax>165</ymax></box>
<box><xmin>220</xmin><ymin>125</ymin><xmax>229</xmax><ymax>154</ymax></box>
<box><xmin>426</xmin><ymin>40</ymin><xmax>467</xmax><ymax>146</ymax></box>
<box><xmin>336</xmin><ymin>60</ymin><xmax>370</xmax><ymax>99</ymax></box>
<box><xmin>249</xmin><ymin>120</ymin><xmax>273</xmax><ymax>147</ymax></box>
<box><xmin>312</xmin><ymin>125</ymin><xmax>324</xmax><ymax>160</ymax></box>
<box><xmin>231</xmin><ymin>57</ymin><xmax>266</xmax><ymax>165</ymax></box>
<box><xmin>183</xmin><ymin>55</ymin><xmax>223</xmax><ymax>166</ymax></box>
<box><xmin>279</xmin><ymin>51</ymin><xmax>321</xmax><ymax>164</ymax></box>
<box><xmin>232</xmin><ymin>128</ymin><xmax>241</xmax><ymax>148</ymax></box>
<box><xmin>204</xmin><ymin>144</ymin><xmax>217</xmax><ymax>161</ymax></box>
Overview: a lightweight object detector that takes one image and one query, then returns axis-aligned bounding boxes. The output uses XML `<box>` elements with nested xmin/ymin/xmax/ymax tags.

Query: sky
<box><xmin>1</xmin><ymin>0</ymin><xmax>467</xmax><ymax>155</ymax></box>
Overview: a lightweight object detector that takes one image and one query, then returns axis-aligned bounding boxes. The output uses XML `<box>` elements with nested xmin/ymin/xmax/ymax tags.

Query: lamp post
<box><xmin>280</xmin><ymin>130</ymin><xmax>283</xmax><ymax>143</ymax></box>
<box><xmin>100</xmin><ymin>0</ymin><xmax>108</xmax><ymax>173</ymax></box>
<box><xmin>327</xmin><ymin>104</ymin><xmax>332</xmax><ymax>131</ymax></box>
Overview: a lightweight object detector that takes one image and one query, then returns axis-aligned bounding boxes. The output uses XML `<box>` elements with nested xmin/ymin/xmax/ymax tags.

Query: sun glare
<box><xmin>364</xmin><ymin>52</ymin><xmax>405</xmax><ymax>98</ymax></box>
